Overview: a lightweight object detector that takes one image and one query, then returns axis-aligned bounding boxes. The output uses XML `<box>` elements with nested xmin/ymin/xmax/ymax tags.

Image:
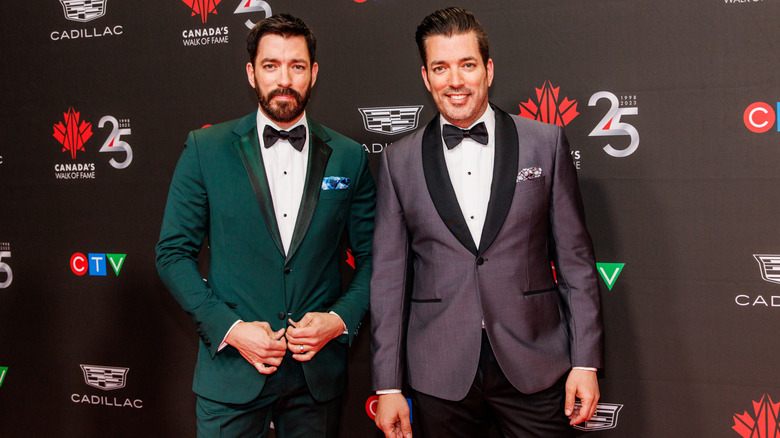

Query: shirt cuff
<box><xmin>218</xmin><ymin>320</ymin><xmax>243</xmax><ymax>351</ymax></box>
<box><xmin>376</xmin><ymin>389</ymin><xmax>403</xmax><ymax>395</ymax></box>
<box><xmin>572</xmin><ymin>367</ymin><xmax>598</xmax><ymax>372</ymax></box>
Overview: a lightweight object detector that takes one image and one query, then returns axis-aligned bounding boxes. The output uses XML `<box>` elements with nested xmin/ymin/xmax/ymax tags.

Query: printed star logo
<box><xmin>182</xmin><ymin>0</ymin><xmax>222</xmax><ymax>23</ymax></box>
<box><xmin>53</xmin><ymin>107</ymin><xmax>93</xmax><ymax>159</ymax></box>
<box><xmin>733</xmin><ymin>394</ymin><xmax>780</xmax><ymax>438</ymax></box>
<box><xmin>596</xmin><ymin>263</ymin><xmax>625</xmax><ymax>291</ymax></box>
<box><xmin>518</xmin><ymin>81</ymin><xmax>579</xmax><ymax>126</ymax></box>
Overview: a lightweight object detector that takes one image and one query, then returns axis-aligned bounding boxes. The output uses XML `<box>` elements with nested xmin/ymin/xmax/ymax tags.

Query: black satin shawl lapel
<box><xmin>285</xmin><ymin>130</ymin><xmax>332</xmax><ymax>264</ymax></box>
<box><xmin>233</xmin><ymin>127</ymin><xmax>285</xmax><ymax>257</ymax></box>
<box><xmin>421</xmin><ymin>116</ymin><xmax>478</xmax><ymax>255</ymax></box>
<box><xmin>477</xmin><ymin>105</ymin><xmax>519</xmax><ymax>256</ymax></box>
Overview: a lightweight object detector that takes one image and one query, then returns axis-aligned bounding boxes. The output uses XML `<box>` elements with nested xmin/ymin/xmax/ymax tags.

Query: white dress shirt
<box><xmin>257</xmin><ymin>111</ymin><xmax>309</xmax><ymax>256</ymax></box>
<box><xmin>440</xmin><ymin>106</ymin><xmax>495</xmax><ymax>249</ymax></box>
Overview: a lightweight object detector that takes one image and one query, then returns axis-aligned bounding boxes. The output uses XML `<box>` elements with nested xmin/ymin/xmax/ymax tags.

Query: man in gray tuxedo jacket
<box><xmin>370</xmin><ymin>7</ymin><xmax>603</xmax><ymax>438</ymax></box>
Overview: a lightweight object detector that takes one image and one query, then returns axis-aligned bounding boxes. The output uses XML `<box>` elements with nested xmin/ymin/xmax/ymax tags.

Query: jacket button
<box><xmin>283</xmin><ymin>267</ymin><xmax>291</xmax><ymax>274</ymax></box>
<box><xmin>277</xmin><ymin>312</ymin><xmax>286</xmax><ymax>320</ymax></box>
<box><xmin>476</xmin><ymin>257</ymin><xmax>485</xmax><ymax>265</ymax></box>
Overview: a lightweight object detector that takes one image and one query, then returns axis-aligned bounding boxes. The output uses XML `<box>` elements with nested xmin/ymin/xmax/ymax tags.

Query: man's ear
<box><xmin>246</xmin><ymin>62</ymin><xmax>256</xmax><ymax>88</ymax></box>
<box><xmin>421</xmin><ymin>66</ymin><xmax>432</xmax><ymax>93</ymax></box>
<box><xmin>310</xmin><ymin>62</ymin><xmax>319</xmax><ymax>88</ymax></box>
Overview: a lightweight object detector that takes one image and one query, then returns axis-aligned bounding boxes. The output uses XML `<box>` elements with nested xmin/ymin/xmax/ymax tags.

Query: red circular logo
<box><xmin>744</xmin><ymin>102</ymin><xmax>775</xmax><ymax>133</ymax></box>
<box><xmin>71</xmin><ymin>253</ymin><xmax>87</xmax><ymax>276</ymax></box>
<box><xmin>365</xmin><ymin>395</ymin><xmax>378</xmax><ymax>419</ymax></box>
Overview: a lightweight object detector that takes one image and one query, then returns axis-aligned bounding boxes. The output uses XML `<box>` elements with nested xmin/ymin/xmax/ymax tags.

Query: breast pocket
<box><xmin>318</xmin><ymin>189</ymin><xmax>350</xmax><ymax>201</ymax></box>
<box><xmin>514</xmin><ymin>177</ymin><xmax>545</xmax><ymax>193</ymax></box>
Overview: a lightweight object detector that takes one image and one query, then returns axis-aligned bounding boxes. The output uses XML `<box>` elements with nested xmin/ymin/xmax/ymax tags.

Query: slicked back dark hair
<box><xmin>246</xmin><ymin>13</ymin><xmax>316</xmax><ymax>64</ymax></box>
<box><xmin>415</xmin><ymin>7</ymin><xmax>489</xmax><ymax>68</ymax></box>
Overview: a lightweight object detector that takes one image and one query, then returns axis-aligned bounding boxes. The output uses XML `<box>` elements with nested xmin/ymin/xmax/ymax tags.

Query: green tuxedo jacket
<box><xmin>156</xmin><ymin>110</ymin><xmax>375</xmax><ymax>404</ymax></box>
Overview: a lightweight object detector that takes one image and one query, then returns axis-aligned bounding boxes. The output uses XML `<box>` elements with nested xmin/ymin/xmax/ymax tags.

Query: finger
<box><xmin>569</xmin><ymin>405</ymin><xmax>589</xmax><ymax>425</ymax></box>
<box><xmin>270</xmin><ymin>326</ymin><xmax>286</xmax><ymax>339</ymax></box>
<box><xmin>253</xmin><ymin>363</ymin><xmax>277</xmax><ymax>374</ymax></box>
<box><xmin>262</xmin><ymin>355</ymin><xmax>284</xmax><ymax>366</ymax></box>
<box><xmin>400</xmin><ymin>412</ymin><xmax>413</xmax><ymax>438</ymax></box>
<box><xmin>298</xmin><ymin>312</ymin><xmax>315</xmax><ymax>327</ymax></box>
<box><xmin>563</xmin><ymin>387</ymin><xmax>576</xmax><ymax>417</ymax></box>
<box><xmin>581</xmin><ymin>394</ymin><xmax>599</xmax><ymax>421</ymax></box>
<box><xmin>292</xmin><ymin>346</ymin><xmax>319</xmax><ymax>361</ymax></box>
<box><xmin>376</xmin><ymin>417</ymin><xmax>397</xmax><ymax>436</ymax></box>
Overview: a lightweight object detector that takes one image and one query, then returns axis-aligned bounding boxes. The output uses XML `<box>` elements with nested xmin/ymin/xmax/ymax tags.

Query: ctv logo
<box><xmin>70</xmin><ymin>252</ymin><xmax>126</xmax><ymax>276</ymax></box>
<box><xmin>597</xmin><ymin>263</ymin><xmax>625</xmax><ymax>291</ymax></box>
<box><xmin>744</xmin><ymin>102</ymin><xmax>779</xmax><ymax>133</ymax></box>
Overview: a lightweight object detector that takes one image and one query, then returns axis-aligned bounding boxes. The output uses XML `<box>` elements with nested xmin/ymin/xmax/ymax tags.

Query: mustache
<box><xmin>269</xmin><ymin>87</ymin><xmax>302</xmax><ymax>100</ymax></box>
<box><xmin>443</xmin><ymin>87</ymin><xmax>471</xmax><ymax>94</ymax></box>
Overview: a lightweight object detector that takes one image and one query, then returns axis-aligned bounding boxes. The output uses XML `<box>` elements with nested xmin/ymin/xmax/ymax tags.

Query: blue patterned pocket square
<box><xmin>321</xmin><ymin>176</ymin><xmax>350</xmax><ymax>190</ymax></box>
<box><xmin>516</xmin><ymin>167</ymin><xmax>543</xmax><ymax>182</ymax></box>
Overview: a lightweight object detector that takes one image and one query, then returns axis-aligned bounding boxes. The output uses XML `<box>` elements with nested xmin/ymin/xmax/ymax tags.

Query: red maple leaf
<box><xmin>182</xmin><ymin>0</ymin><xmax>222</xmax><ymax>24</ymax></box>
<box><xmin>733</xmin><ymin>394</ymin><xmax>780</xmax><ymax>438</ymax></box>
<box><xmin>345</xmin><ymin>248</ymin><xmax>355</xmax><ymax>270</ymax></box>
<box><xmin>518</xmin><ymin>81</ymin><xmax>579</xmax><ymax>127</ymax></box>
<box><xmin>53</xmin><ymin>107</ymin><xmax>92</xmax><ymax>159</ymax></box>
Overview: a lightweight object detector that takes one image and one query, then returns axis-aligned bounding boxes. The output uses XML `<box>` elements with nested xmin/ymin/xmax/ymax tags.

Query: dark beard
<box><xmin>256</xmin><ymin>85</ymin><xmax>311</xmax><ymax>124</ymax></box>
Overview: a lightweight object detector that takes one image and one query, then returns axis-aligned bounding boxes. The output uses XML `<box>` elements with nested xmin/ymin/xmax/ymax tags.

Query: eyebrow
<box><xmin>429</xmin><ymin>55</ymin><xmax>479</xmax><ymax>66</ymax></box>
<box><xmin>260</xmin><ymin>57</ymin><xmax>309</xmax><ymax>65</ymax></box>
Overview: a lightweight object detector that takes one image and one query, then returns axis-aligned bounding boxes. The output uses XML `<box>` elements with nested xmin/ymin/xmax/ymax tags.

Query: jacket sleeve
<box><xmin>369</xmin><ymin>150</ymin><xmax>411</xmax><ymax>391</ymax></box>
<box><xmin>548</xmin><ymin>127</ymin><xmax>604</xmax><ymax>369</ymax></box>
<box><xmin>328</xmin><ymin>147</ymin><xmax>376</xmax><ymax>346</ymax></box>
<box><xmin>155</xmin><ymin>131</ymin><xmax>239</xmax><ymax>358</ymax></box>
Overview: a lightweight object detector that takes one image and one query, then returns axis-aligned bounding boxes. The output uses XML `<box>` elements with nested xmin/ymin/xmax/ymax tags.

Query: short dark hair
<box><xmin>415</xmin><ymin>7</ymin><xmax>489</xmax><ymax>68</ymax></box>
<box><xmin>246</xmin><ymin>13</ymin><xmax>316</xmax><ymax>64</ymax></box>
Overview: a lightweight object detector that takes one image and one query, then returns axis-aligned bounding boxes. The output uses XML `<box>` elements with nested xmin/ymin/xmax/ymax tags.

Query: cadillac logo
<box><xmin>754</xmin><ymin>254</ymin><xmax>780</xmax><ymax>285</ymax></box>
<box><xmin>359</xmin><ymin>106</ymin><xmax>423</xmax><ymax>135</ymax></box>
<box><xmin>572</xmin><ymin>402</ymin><xmax>623</xmax><ymax>431</ymax></box>
<box><xmin>80</xmin><ymin>365</ymin><xmax>129</xmax><ymax>391</ymax></box>
<box><xmin>59</xmin><ymin>0</ymin><xmax>107</xmax><ymax>23</ymax></box>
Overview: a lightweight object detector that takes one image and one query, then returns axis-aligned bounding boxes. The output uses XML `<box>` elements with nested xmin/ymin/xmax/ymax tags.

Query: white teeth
<box><xmin>450</xmin><ymin>95</ymin><xmax>467</xmax><ymax>100</ymax></box>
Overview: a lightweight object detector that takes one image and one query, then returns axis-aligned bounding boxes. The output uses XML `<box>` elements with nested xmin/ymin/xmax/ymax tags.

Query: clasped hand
<box><xmin>285</xmin><ymin>312</ymin><xmax>345</xmax><ymax>362</ymax></box>
<box><xmin>226</xmin><ymin>313</ymin><xmax>345</xmax><ymax>373</ymax></box>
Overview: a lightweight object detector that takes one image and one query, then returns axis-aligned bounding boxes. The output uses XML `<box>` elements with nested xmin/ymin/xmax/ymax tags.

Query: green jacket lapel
<box><xmin>286</xmin><ymin>119</ymin><xmax>332</xmax><ymax>264</ymax></box>
<box><xmin>232</xmin><ymin>110</ymin><xmax>285</xmax><ymax>257</ymax></box>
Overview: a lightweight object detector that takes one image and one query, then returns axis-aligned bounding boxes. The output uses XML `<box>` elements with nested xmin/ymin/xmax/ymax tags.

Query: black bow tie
<box><xmin>263</xmin><ymin>125</ymin><xmax>307</xmax><ymax>151</ymax></box>
<box><xmin>442</xmin><ymin>122</ymin><xmax>489</xmax><ymax>150</ymax></box>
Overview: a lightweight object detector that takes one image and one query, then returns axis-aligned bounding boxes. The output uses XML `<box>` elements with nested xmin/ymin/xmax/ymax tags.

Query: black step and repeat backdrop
<box><xmin>1</xmin><ymin>1</ymin><xmax>779</xmax><ymax>437</ymax></box>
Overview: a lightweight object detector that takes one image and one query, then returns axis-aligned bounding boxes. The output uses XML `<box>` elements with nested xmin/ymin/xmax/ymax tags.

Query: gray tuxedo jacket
<box><xmin>370</xmin><ymin>104</ymin><xmax>603</xmax><ymax>401</ymax></box>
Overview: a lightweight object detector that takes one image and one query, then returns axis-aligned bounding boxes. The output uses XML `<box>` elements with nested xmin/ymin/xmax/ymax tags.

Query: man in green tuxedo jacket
<box><xmin>156</xmin><ymin>14</ymin><xmax>375</xmax><ymax>438</ymax></box>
